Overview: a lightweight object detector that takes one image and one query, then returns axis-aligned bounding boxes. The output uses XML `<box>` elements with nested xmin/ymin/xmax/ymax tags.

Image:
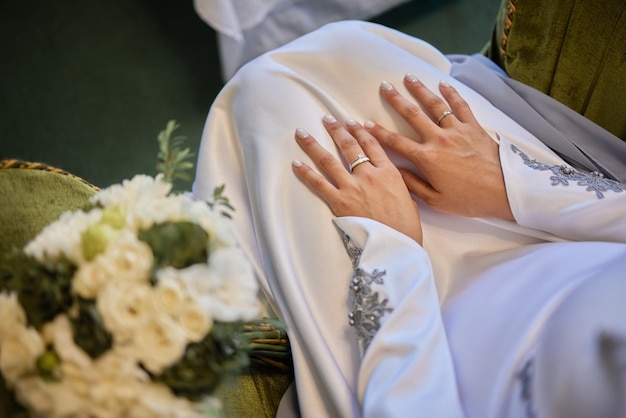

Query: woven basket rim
<box><xmin>0</xmin><ymin>159</ymin><xmax>100</xmax><ymax>191</ymax></box>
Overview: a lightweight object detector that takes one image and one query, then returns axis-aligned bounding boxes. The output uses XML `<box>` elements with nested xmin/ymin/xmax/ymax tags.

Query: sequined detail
<box><xmin>517</xmin><ymin>358</ymin><xmax>537</xmax><ymax>418</ymax></box>
<box><xmin>511</xmin><ymin>144</ymin><xmax>625</xmax><ymax>199</ymax></box>
<box><xmin>342</xmin><ymin>233</ymin><xmax>393</xmax><ymax>351</ymax></box>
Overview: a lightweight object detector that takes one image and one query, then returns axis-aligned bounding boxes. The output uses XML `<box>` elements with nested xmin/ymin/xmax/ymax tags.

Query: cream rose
<box><xmin>129</xmin><ymin>382</ymin><xmax>205</xmax><ymax>418</ymax></box>
<box><xmin>0</xmin><ymin>292</ymin><xmax>26</xmax><ymax>345</ymax></box>
<box><xmin>134</xmin><ymin>312</ymin><xmax>187</xmax><ymax>374</ymax></box>
<box><xmin>72</xmin><ymin>261</ymin><xmax>110</xmax><ymax>299</ymax></box>
<box><xmin>0</xmin><ymin>324</ymin><xmax>44</xmax><ymax>384</ymax></box>
<box><xmin>97</xmin><ymin>280</ymin><xmax>154</xmax><ymax>342</ymax></box>
<box><xmin>153</xmin><ymin>269</ymin><xmax>186</xmax><ymax>314</ymax></box>
<box><xmin>174</xmin><ymin>299</ymin><xmax>212</xmax><ymax>343</ymax></box>
<box><xmin>99</xmin><ymin>230</ymin><xmax>154</xmax><ymax>284</ymax></box>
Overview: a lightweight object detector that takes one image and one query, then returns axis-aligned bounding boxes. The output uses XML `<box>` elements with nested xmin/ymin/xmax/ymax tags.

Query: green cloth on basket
<box><xmin>484</xmin><ymin>0</ymin><xmax>626</xmax><ymax>140</ymax></box>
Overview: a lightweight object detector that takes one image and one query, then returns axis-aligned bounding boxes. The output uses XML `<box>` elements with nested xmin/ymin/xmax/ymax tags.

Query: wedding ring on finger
<box><xmin>436</xmin><ymin>110</ymin><xmax>454</xmax><ymax>125</ymax></box>
<box><xmin>349</xmin><ymin>154</ymin><xmax>371</xmax><ymax>172</ymax></box>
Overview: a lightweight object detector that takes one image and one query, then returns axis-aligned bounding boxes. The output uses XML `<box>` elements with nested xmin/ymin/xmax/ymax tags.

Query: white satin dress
<box><xmin>192</xmin><ymin>21</ymin><xmax>626</xmax><ymax>418</ymax></box>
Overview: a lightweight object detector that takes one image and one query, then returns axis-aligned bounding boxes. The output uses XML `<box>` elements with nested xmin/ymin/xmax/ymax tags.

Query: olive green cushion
<box><xmin>484</xmin><ymin>0</ymin><xmax>626</xmax><ymax>140</ymax></box>
<box><xmin>0</xmin><ymin>166</ymin><xmax>291</xmax><ymax>417</ymax></box>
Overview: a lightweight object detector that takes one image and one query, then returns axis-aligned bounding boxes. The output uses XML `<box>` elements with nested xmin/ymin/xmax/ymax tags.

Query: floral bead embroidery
<box><xmin>511</xmin><ymin>144</ymin><xmax>625</xmax><ymax>199</ymax></box>
<box><xmin>342</xmin><ymin>234</ymin><xmax>393</xmax><ymax>352</ymax></box>
<box><xmin>517</xmin><ymin>358</ymin><xmax>537</xmax><ymax>418</ymax></box>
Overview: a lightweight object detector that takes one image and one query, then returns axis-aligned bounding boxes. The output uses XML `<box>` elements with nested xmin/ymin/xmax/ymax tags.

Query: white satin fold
<box><xmin>192</xmin><ymin>21</ymin><xmax>626</xmax><ymax>417</ymax></box>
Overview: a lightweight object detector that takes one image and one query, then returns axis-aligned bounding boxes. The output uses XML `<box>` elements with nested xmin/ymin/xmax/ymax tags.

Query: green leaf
<box><xmin>3</xmin><ymin>254</ymin><xmax>76</xmax><ymax>328</ymax></box>
<box><xmin>155</xmin><ymin>120</ymin><xmax>195</xmax><ymax>189</ymax></box>
<box><xmin>138</xmin><ymin>221</ymin><xmax>208</xmax><ymax>274</ymax></box>
<box><xmin>71</xmin><ymin>298</ymin><xmax>113</xmax><ymax>359</ymax></box>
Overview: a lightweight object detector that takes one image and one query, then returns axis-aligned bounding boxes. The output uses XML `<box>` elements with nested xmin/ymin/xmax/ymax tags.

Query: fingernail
<box><xmin>295</xmin><ymin>128</ymin><xmax>309</xmax><ymax>139</ymax></box>
<box><xmin>323</xmin><ymin>114</ymin><xmax>337</xmax><ymax>123</ymax></box>
<box><xmin>380</xmin><ymin>80</ymin><xmax>393</xmax><ymax>91</ymax></box>
<box><xmin>364</xmin><ymin>120</ymin><xmax>375</xmax><ymax>129</ymax></box>
<box><xmin>345</xmin><ymin>118</ymin><xmax>358</xmax><ymax>127</ymax></box>
<box><xmin>292</xmin><ymin>159</ymin><xmax>303</xmax><ymax>168</ymax></box>
<box><xmin>439</xmin><ymin>80</ymin><xmax>451</xmax><ymax>87</ymax></box>
<box><xmin>404</xmin><ymin>73</ymin><xmax>418</xmax><ymax>83</ymax></box>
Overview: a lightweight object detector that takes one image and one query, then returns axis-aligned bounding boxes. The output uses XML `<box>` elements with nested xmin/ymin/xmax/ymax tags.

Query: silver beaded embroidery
<box><xmin>342</xmin><ymin>234</ymin><xmax>393</xmax><ymax>351</ymax></box>
<box><xmin>517</xmin><ymin>358</ymin><xmax>537</xmax><ymax>418</ymax></box>
<box><xmin>511</xmin><ymin>144</ymin><xmax>625</xmax><ymax>199</ymax></box>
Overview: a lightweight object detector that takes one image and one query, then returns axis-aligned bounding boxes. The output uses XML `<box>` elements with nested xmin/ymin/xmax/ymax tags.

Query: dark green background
<box><xmin>0</xmin><ymin>0</ymin><xmax>500</xmax><ymax>190</ymax></box>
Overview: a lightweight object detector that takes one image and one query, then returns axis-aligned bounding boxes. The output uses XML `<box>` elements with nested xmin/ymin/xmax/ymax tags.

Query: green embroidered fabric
<box><xmin>484</xmin><ymin>0</ymin><xmax>626</xmax><ymax>140</ymax></box>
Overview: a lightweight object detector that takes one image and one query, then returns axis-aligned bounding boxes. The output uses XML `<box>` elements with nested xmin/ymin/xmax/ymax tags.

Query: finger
<box><xmin>438</xmin><ymin>81</ymin><xmax>479</xmax><ymax>125</ymax></box>
<box><xmin>291</xmin><ymin>159</ymin><xmax>340</xmax><ymax>207</ymax></box>
<box><xmin>322</xmin><ymin>114</ymin><xmax>372</xmax><ymax>172</ymax></box>
<box><xmin>364</xmin><ymin>120</ymin><xmax>424</xmax><ymax>169</ymax></box>
<box><xmin>294</xmin><ymin>127</ymin><xmax>350</xmax><ymax>182</ymax></box>
<box><xmin>402</xmin><ymin>73</ymin><xmax>456</xmax><ymax>127</ymax></box>
<box><xmin>379</xmin><ymin>80</ymin><xmax>437</xmax><ymax>139</ymax></box>
<box><xmin>344</xmin><ymin>118</ymin><xmax>389</xmax><ymax>167</ymax></box>
<box><xmin>399</xmin><ymin>169</ymin><xmax>437</xmax><ymax>203</ymax></box>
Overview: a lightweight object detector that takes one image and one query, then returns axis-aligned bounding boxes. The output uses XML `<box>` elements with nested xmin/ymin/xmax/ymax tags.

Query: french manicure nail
<box><xmin>295</xmin><ymin>128</ymin><xmax>309</xmax><ymax>139</ymax></box>
<box><xmin>404</xmin><ymin>73</ymin><xmax>418</xmax><ymax>83</ymax></box>
<box><xmin>439</xmin><ymin>79</ymin><xmax>451</xmax><ymax>87</ymax></box>
<box><xmin>380</xmin><ymin>80</ymin><xmax>393</xmax><ymax>91</ymax></box>
<box><xmin>323</xmin><ymin>114</ymin><xmax>337</xmax><ymax>123</ymax></box>
<box><xmin>364</xmin><ymin>120</ymin><xmax>375</xmax><ymax>129</ymax></box>
<box><xmin>292</xmin><ymin>159</ymin><xmax>303</xmax><ymax>167</ymax></box>
<box><xmin>345</xmin><ymin>118</ymin><xmax>358</xmax><ymax>127</ymax></box>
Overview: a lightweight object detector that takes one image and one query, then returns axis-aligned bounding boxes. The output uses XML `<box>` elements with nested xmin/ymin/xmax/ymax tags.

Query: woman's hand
<box><xmin>367</xmin><ymin>74</ymin><xmax>514</xmax><ymax>220</ymax></box>
<box><xmin>292</xmin><ymin>114</ymin><xmax>423</xmax><ymax>245</ymax></box>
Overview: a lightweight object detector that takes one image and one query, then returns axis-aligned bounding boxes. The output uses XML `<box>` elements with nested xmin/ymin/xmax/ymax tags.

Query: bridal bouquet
<box><xmin>0</xmin><ymin>122</ymin><xmax>268</xmax><ymax>417</ymax></box>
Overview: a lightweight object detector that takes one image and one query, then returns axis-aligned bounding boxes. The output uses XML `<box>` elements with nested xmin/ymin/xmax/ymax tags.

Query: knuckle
<box><xmin>402</xmin><ymin>104</ymin><xmax>422</xmax><ymax>119</ymax></box>
<box><xmin>309</xmin><ymin>175</ymin><xmax>327</xmax><ymax>190</ymax></box>
<box><xmin>336</xmin><ymin>135</ymin><xmax>356</xmax><ymax>149</ymax></box>
<box><xmin>318</xmin><ymin>152</ymin><xmax>335</xmax><ymax>167</ymax></box>
<box><xmin>424</xmin><ymin>95</ymin><xmax>443</xmax><ymax>108</ymax></box>
<box><xmin>358</xmin><ymin>134</ymin><xmax>377</xmax><ymax>148</ymax></box>
<box><xmin>385</xmin><ymin>131</ymin><xmax>404</xmax><ymax>146</ymax></box>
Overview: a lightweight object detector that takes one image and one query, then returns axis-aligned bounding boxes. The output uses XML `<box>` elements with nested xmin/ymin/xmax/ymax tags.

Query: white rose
<box><xmin>72</xmin><ymin>260</ymin><xmax>110</xmax><ymax>299</ymax></box>
<box><xmin>97</xmin><ymin>280</ymin><xmax>154</xmax><ymax>342</ymax></box>
<box><xmin>13</xmin><ymin>377</ymin><xmax>55</xmax><ymax>417</ymax></box>
<box><xmin>206</xmin><ymin>248</ymin><xmax>259</xmax><ymax>322</ymax></box>
<box><xmin>0</xmin><ymin>324</ymin><xmax>44</xmax><ymax>384</ymax></box>
<box><xmin>174</xmin><ymin>299</ymin><xmax>212</xmax><ymax>343</ymax></box>
<box><xmin>134</xmin><ymin>312</ymin><xmax>187</xmax><ymax>374</ymax></box>
<box><xmin>89</xmin><ymin>349</ymin><xmax>149</xmax><ymax>416</ymax></box>
<box><xmin>24</xmin><ymin>208</ymin><xmax>102</xmax><ymax>264</ymax></box>
<box><xmin>43</xmin><ymin>314</ymin><xmax>96</xmax><ymax>400</ymax></box>
<box><xmin>125</xmin><ymin>382</ymin><xmax>207</xmax><ymax>418</ymax></box>
<box><xmin>196</xmin><ymin>208</ymin><xmax>238</xmax><ymax>249</ymax></box>
<box><xmin>177</xmin><ymin>263</ymin><xmax>222</xmax><ymax>295</ymax></box>
<box><xmin>0</xmin><ymin>292</ymin><xmax>26</xmax><ymax>344</ymax></box>
<box><xmin>100</xmin><ymin>230</ymin><xmax>154</xmax><ymax>283</ymax></box>
<box><xmin>153</xmin><ymin>268</ymin><xmax>186</xmax><ymax>314</ymax></box>
<box><xmin>92</xmin><ymin>174</ymin><xmax>172</xmax><ymax>208</ymax></box>
<box><xmin>130</xmin><ymin>194</ymin><xmax>186</xmax><ymax>230</ymax></box>
<box><xmin>15</xmin><ymin>377</ymin><xmax>90</xmax><ymax>418</ymax></box>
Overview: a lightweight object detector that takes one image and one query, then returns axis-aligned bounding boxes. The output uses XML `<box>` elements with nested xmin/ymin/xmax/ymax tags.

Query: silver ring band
<box><xmin>436</xmin><ymin>110</ymin><xmax>454</xmax><ymax>125</ymax></box>
<box><xmin>349</xmin><ymin>154</ymin><xmax>371</xmax><ymax>171</ymax></box>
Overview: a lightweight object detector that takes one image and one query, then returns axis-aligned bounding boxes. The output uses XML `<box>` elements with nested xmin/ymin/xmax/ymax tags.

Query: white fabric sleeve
<box><xmin>499</xmin><ymin>135</ymin><xmax>626</xmax><ymax>243</ymax></box>
<box><xmin>333</xmin><ymin>216</ymin><xmax>464</xmax><ymax>418</ymax></box>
